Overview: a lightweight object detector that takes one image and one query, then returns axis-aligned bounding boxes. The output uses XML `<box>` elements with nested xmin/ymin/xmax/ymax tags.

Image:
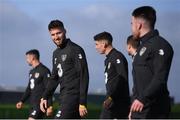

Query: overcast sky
<box><xmin>0</xmin><ymin>0</ymin><xmax>180</xmax><ymax>102</ymax></box>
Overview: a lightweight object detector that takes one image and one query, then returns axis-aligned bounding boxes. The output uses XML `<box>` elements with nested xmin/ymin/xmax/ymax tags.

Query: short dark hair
<box><xmin>132</xmin><ymin>6</ymin><xmax>156</xmax><ymax>29</ymax></box>
<box><xmin>48</xmin><ymin>19</ymin><xmax>64</xmax><ymax>31</ymax></box>
<box><xmin>26</xmin><ymin>49</ymin><xmax>40</xmax><ymax>60</ymax></box>
<box><xmin>94</xmin><ymin>31</ymin><xmax>113</xmax><ymax>45</ymax></box>
<box><xmin>127</xmin><ymin>35</ymin><xmax>140</xmax><ymax>49</ymax></box>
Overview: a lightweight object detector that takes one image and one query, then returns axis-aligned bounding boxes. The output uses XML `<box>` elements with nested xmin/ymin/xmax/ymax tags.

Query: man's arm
<box><xmin>75</xmin><ymin>47</ymin><xmax>89</xmax><ymax>117</ymax></box>
<box><xmin>106</xmin><ymin>57</ymin><xmax>128</xmax><ymax>100</ymax></box>
<box><xmin>40</xmin><ymin>54</ymin><xmax>59</xmax><ymax>113</ymax></box>
<box><xmin>40</xmin><ymin>69</ymin><xmax>59</xmax><ymax>113</ymax></box>
<box><xmin>42</xmin><ymin>54</ymin><xmax>59</xmax><ymax>100</ymax></box>
<box><xmin>42</xmin><ymin>69</ymin><xmax>53</xmax><ymax>116</ymax></box>
<box><xmin>42</xmin><ymin>69</ymin><xmax>53</xmax><ymax>107</ymax></box>
<box><xmin>20</xmin><ymin>82</ymin><xmax>31</xmax><ymax>103</ymax></box>
<box><xmin>16</xmin><ymin>81</ymin><xmax>31</xmax><ymax>109</ymax></box>
<box><xmin>137</xmin><ymin>47</ymin><xmax>174</xmax><ymax>104</ymax></box>
<box><xmin>75</xmin><ymin>48</ymin><xmax>89</xmax><ymax>106</ymax></box>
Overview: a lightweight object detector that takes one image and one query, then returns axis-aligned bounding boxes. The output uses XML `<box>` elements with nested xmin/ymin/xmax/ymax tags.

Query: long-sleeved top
<box><xmin>132</xmin><ymin>30</ymin><xmax>174</xmax><ymax>105</ymax></box>
<box><xmin>21</xmin><ymin>63</ymin><xmax>52</xmax><ymax>107</ymax></box>
<box><xmin>105</xmin><ymin>48</ymin><xmax>130</xmax><ymax>107</ymax></box>
<box><xmin>42</xmin><ymin>39</ymin><xmax>89</xmax><ymax>107</ymax></box>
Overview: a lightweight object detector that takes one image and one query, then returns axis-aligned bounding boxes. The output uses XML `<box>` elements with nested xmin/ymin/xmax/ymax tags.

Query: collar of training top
<box><xmin>140</xmin><ymin>29</ymin><xmax>159</xmax><ymax>44</ymax></box>
<box><xmin>35</xmin><ymin>63</ymin><xmax>42</xmax><ymax>69</ymax></box>
<box><xmin>58</xmin><ymin>38</ymin><xmax>70</xmax><ymax>49</ymax></box>
<box><xmin>106</xmin><ymin>48</ymin><xmax>115</xmax><ymax>58</ymax></box>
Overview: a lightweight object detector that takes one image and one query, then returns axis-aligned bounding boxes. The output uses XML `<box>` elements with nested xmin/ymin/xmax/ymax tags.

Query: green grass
<box><xmin>0</xmin><ymin>103</ymin><xmax>180</xmax><ymax>119</ymax></box>
<box><xmin>170</xmin><ymin>103</ymin><xmax>180</xmax><ymax>118</ymax></box>
<box><xmin>0</xmin><ymin>103</ymin><xmax>101</xmax><ymax>119</ymax></box>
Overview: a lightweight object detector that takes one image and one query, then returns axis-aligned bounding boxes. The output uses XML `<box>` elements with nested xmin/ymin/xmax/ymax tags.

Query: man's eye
<box><xmin>57</xmin><ymin>32</ymin><xmax>61</xmax><ymax>35</ymax></box>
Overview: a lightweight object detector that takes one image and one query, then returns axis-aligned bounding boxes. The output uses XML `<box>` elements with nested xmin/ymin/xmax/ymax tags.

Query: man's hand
<box><xmin>103</xmin><ymin>97</ymin><xmax>112</xmax><ymax>109</ymax></box>
<box><xmin>79</xmin><ymin>105</ymin><xmax>88</xmax><ymax>118</ymax></box>
<box><xmin>40</xmin><ymin>98</ymin><xmax>47</xmax><ymax>113</ymax></box>
<box><xmin>46</xmin><ymin>106</ymin><xmax>53</xmax><ymax>116</ymax></box>
<box><xmin>128</xmin><ymin>110</ymin><xmax>132</xmax><ymax>120</ymax></box>
<box><xmin>16</xmin><ymin>101</ymin><xmax>23</xmax><ymax>109</ymax></box>
<box><xmin>130</xmin><ymin>99</ymin><xmax>144</xmax><ymax>112</ymax></box>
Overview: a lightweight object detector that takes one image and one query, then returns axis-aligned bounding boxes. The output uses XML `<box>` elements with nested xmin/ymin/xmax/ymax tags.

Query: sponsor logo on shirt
<box><xmin>78</xmin><ymin>54</ymin><xmax>83</xmax><ymax>59</ymax></box>
<box><xmin>47</xmin><ymin>74</ymin><xmax>50</xmax><ymax>78</ymax></box>
<box><xmin>116</xmin><ymin>59</ymin><xmax>121</xmax><ymax>64</ymax></box>
<box><xmin>159</xmin><ymin>49</ymin><xmax>164</xmax><ymax>56</ymax></box>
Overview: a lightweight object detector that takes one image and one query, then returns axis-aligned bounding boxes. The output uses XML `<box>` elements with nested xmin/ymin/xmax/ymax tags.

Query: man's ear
<box><xmin>139</xmin><ymin>23</ymin><xmax>143</xmax><ymax>30</ymax></box>
<box><xmin>128</xmin><ymin>45</ymin><xmax>131</xmax><ymax>50</ymax></box>
<box><xmin>102</xmin><ymin>40</ymin><xmax>108</xmax><ymax>48</ymax></box>
<box><xmin>104</xmin><ymin>42</ymin><xmax>108</xmax><ymax>48</ymax></box>
<box><xmin>32</xmin><ymin>55</ymin><xmax>35</xmax><ymax>61</ymax></box>
<box><xmin>136</xmin><ymin>21</ymin><xmax>142</xmax><ymax>31</ymax></box>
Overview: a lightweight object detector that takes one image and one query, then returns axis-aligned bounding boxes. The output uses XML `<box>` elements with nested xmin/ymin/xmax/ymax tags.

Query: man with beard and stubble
<box><xmin>16</xmin><ymin>49</ymin><xmax>53</xmax><ymax>120</ymax></box>
<box><xmin>129</xmin><ymin>6</ymin><xmax>174</xmax><ymax>119</ymax></box>
<box><xmin>40</xmin><ymin>20</ymin><xmax>89</xmax><ymax>119</ymax></box>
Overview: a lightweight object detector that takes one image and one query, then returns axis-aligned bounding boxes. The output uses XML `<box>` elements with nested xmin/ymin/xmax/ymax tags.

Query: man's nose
<box><xmin>54</xmin><ymin>34</ymin><xmax>59</xmax><ymax>40</ymax></box>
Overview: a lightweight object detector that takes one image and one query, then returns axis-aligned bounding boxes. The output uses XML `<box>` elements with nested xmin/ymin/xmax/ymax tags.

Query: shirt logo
<box><xmin>116</xmin><ymin>59</ymin><xmax>120</xmax><ymax>64</ymax></box>
<box><xmin>31</xmin><ymin>110</ymin><xmax>36</xmax><ymax>116</ymax></box>
<box><xmin>61</xmin><ymin>54</ymin><xmax>67</xmax><ymax>62</ymax></box>
<box><xmin>30</xmin><ymin>79</ymin><xmax>35</xmax><ymax>89</ymax></box>
<box><xmin>47</xmin><ymin>74</ymin><xmax>50</xmax><ymax>78</ymax></box>
<box><xmin>104</xmin><ymin>72</ymin><xmax>108</xmax><ymax>84</ymax></box>
<box><xmin>159</xmin><ymin>49</ymin><xmax>164</xmax><ymax>56</ymax></box>
<box><xmin>54</xmin><ymin>58</ymin><xmax>57</xmax><ymax>64</ymax></box>
<box><xmin>139</xmin><ymin>47</ymin><xmax>147</xmax><ymax>56</ymax></box>
<box><xmin>56</xmin><ymin>110</ymin><xmax>61</xmax><ymax>118</ymax></box>
<box><xmin>29</xmin><ymin>74</ymin><xmax>32</xmax><ymax>78</ymax></box>
<box><xmin>35</xmin><ymin>73</ymin><xmax>39</xmax><ymax>78</ymax></box>
<box><xmin>108</xmin><ymin>62</ymin><xmax>111</xmax><ymax>69</ymax></box>
<box><xmin>78</xmin><ymin>54</ymin><xmax>83</xmax><ymax>59</ymax></box>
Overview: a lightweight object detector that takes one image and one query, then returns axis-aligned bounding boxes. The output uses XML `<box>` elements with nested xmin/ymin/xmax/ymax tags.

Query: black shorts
<box><xmin>29</xmin><ymin>107</ymin><xmax>44</xmax><ymax>119</ymax></box>
<box><xmin>55</xmin><ymin>94</ymin><xmax>81</xmax><ymax>119</ymax></box>
<box><xmin>55</xmin><ymin>109</ymin><xmax>80</xmax><ymax>119</ymax></box>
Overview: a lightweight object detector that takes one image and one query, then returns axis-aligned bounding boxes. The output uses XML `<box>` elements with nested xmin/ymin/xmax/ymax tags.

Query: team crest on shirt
<box><xmin>107</xmin><ymin>62</ymin><xmax>111</xmax><ymax>69</ymax></box>
<box><xmin>61</xmin><ymin>54</ymin><xmax>67</xmax><ymax>61</ymax></box>
<box><xmin>139</xmin><ymin>47</ymin><xmax>147</xmax><ymax>56</ymax></box>
<box><xmin>35</xmin><ymin>73</ymin><xmax>39</xmax><ymax>78</ymax></box>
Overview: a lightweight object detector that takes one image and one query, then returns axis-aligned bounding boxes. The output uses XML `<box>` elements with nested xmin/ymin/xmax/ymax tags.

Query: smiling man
<box><xmin>40</xmin><ymin>20</ymin><xmax>89</xmax><ymax>119</ymax></box>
